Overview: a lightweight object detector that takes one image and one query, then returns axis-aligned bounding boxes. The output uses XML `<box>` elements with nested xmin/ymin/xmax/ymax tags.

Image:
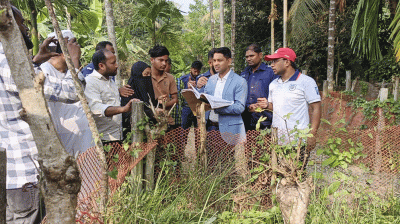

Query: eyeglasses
<box><xmin>270</xmin><ymin>58</ymin><xmax>287</xmax><ymax>64</ymax></box>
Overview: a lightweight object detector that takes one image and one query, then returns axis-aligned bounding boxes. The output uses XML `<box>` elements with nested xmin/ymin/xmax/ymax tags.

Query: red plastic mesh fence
<box><xmin>42</xmin><ymin>92</ymin><xmax>400</xmax><ymax>223</ymax></box>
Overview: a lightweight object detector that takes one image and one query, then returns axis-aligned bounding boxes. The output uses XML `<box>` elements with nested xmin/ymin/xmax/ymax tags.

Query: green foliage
<box><xmin>217</xmin><ymin>207</ymin><xmax>282</xmax><ymax>223</ymax></box>
<box><xmin>351</xmin><ymin>97</ymin><xmax>400</xmax><ymax>124</ymax></box>
<box><xmin>364</xmin><ymin>53</ymin><xmax>400</xmax><ymax>81</ymax></box>
<box><xmin>318</xmin><ymin>119</ymin><xmax>366</xmax><ymax>169</ymax></box>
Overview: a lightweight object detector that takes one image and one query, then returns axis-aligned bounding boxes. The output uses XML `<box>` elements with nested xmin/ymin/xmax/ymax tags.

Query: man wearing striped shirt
<box><xmin>0</xmin><ymin>6</ymin><xmax>81</xmax><ymax>223</ymax></box>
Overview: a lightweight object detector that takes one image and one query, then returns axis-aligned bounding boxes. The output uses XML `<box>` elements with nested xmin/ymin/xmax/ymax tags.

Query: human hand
<box><xmin>66</xmin><ymin>38</ymin><xmax>81</xmax><ymax>68</ymax></box>
<box><xmin>32</xmin><ymin>37</ymin><xmax>60</xmax><ymax>64</ymax></box>
<box><xmin>122</xmin><ymin>99</ymin><xmax>134</xmax><ymax>113</ymax></box>
<box><xmin>197</xmin><ymin>76</ymin><xmax>208</xmax><ymax>88</ymax></box>
<box><xmin>248</xmin><ymin>104</ymin><xmax>258</xmax><ymax>112</ymax></box>
<box><xmin>257</xmin><ymin>98</ymin><xmax>268</xmax><ymax>110</ymax></box>
<box><xmin>158</xmin><ymin>94</ymin><xmax>168</xmax><ymax>104</ymax></box>
<box><xmin>119</xmin><ymin>85</ymin><xmax>134</xmax><ymax>97</ymax></box>
<box><xmin>306</xmin><ymin>135</ymin><xmax>317</xmax><ymax>153</ymax></box>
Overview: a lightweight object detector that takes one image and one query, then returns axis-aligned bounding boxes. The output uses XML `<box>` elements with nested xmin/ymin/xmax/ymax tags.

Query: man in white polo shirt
<box><xmin>258</xmin><ymin>48</ymin><xmax>321</xmax><ymax>155</ymax></box>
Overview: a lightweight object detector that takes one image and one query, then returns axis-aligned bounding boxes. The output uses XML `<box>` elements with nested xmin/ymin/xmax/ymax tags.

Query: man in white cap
<box><xmin>258</xmin><ymin>48</ymin><xmax>321</xmax><ymax>162</ymax></box>
<box><xmin>40</xmin><ymin>30</ymin><xmax>94</xmax><ymax>156</ymax></box>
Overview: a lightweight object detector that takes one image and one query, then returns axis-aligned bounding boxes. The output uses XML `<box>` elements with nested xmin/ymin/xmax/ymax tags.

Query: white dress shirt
<box><xmin>209</xmin><ymin>70</ymin><xmax>231</xmax><ymax>122</ymax></box>
<box><xmin>84</xmin><ymin>70</ymin><xmax>122</xmax><ymax>141</ymax></box>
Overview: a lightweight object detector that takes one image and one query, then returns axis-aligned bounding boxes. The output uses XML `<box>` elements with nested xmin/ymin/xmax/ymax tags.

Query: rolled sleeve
<box><xmin>84</xmin><ymin>77</ymin><xmax>109</xmax><ymax>116</ymax></box>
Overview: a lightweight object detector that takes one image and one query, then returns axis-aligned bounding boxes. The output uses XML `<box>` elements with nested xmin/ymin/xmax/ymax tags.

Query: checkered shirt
<box><xmin>0</xmin><ymin>43</ymin><xmax>78</xmax><ymax>189</ymax></box>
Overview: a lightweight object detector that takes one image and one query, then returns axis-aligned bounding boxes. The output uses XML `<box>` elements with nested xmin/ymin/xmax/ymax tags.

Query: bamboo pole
<box><xmin>0</xmin><ymin>148</ymin><xmax>5</xmax><ymax>224</ymax></box>
<box><xmin>131</xmin><ymin>102</ymin><xmax>145</xmax><ymax>190</ymax></box>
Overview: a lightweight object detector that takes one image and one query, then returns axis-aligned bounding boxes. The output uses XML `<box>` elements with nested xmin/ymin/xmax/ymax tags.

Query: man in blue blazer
<box><xmin>201</xmin><ymin>47</ymin><xmax>248</xmax><ymax>145</ymax></box>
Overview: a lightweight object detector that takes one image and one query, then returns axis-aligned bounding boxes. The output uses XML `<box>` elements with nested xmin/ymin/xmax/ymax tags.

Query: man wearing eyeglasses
<box><xmin>258</xmin><ymin>48</ymin><xmax>321</xmax><ymax>157</ymax></box>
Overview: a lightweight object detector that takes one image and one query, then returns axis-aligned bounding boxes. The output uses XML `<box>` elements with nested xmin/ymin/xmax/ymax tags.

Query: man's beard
<box><xmin>22</xmin><ymin>32</ymin><xmax>33</xmax><ymax>50</ymax></box>
<box><xmin>211</xmin><ymin>66</ymin><xmax>216</xmax><ymax>74</ymax></box>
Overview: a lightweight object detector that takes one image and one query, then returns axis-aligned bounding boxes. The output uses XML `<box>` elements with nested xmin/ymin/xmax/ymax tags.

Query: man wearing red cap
<box><xmin>258</xmin><ymin>48</ymin><xmax>321</xmax><ymax>158</ymax></box>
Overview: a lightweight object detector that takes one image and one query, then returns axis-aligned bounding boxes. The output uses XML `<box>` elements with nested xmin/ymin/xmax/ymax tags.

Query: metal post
<box><xmin>0</xmin><ymin>148</ymin><xmax>6</xmax><ymax>223</ymax></box>
<box><xmin>131</xmin><ymin>102</ymin><xmax>144</xmax><ymax>190</ymax></box>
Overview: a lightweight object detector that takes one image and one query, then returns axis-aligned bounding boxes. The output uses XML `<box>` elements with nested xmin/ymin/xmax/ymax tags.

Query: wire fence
<box><xmin>41</xmin><ymin>92</ymin><xmax>400</xmax><ymax>223</ymax></box>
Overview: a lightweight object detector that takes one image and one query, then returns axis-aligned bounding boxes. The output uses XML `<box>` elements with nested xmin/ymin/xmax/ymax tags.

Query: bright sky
<box><xmin>170</xmin><ymin>0</ymin><xmax>202</xmax><ymax>15</ymax></box>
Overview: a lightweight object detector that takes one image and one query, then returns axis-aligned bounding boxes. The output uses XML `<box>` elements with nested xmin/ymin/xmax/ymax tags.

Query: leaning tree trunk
<box><xmin>104</xmin><ymin>0</ymin><xmax>121</xmax><ymax>87</ymax></box>
<box><xmin>276</xmin><ymin>177</ymin><xmax>313</xmax><ymax>224</ymax></box>
<box><xmin>231</xmin><ymin>0</ymin><xmax>236</xmax><ymax>71</ymax></box>
<box><xmin>43</xmin><ymin>0</ymin><xmax>109</xmax><ymax>215</ymax></box>
<box><xmin>327</xmin><ymin>0</ymin><xmax>336</xmax><ymax>92</ymax></box>
<box><xmin>219</xmin><ymin>0</ymin><xmax>224</xmax><ymax>47</ymax></box>
<box><xmin>210</xmin><ymin>0</ymin><xmax>215</xmax><ymax>48</ymax></box>
<box><xmin>283</xmin><ymin>0</ymin><xmax>287</xmax><ymax>47</ymax></box>
<box><xmin>27</xmin><ymin>0</ymin><xmax>38</xmax><ymax>55</ymax></box>
<box><xmin>0</xmin><ymin>2</ymin><xmax>80</xmax><ymax>223</ymax></box>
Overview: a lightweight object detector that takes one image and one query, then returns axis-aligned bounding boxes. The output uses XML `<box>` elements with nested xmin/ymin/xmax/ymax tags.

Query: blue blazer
<box><xmin>203</xmin><ymin>70</ymin><xmax>248</xmax><ymax>144</ymax></box>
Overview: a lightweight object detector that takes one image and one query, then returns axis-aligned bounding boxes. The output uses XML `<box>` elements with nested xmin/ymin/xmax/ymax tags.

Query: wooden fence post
<box><xmin>0</xmin><ymin>148</ymin><xmax>5</xmax><ymax>224</ymax></box>
<box><xmin>301</xmin><ymin>70</ymin><xmax>307</xmax><ymax>76</ymax></box>
<box><xmin>374</xmin><ymin>88</ymin><xmax>388</xmax><ymax>174</ymax></box>
<box><xmin>323</xmin><ymin>80</ymin><xmax>328</xmax><ymax>97</ymax></box>
<box><xmin>131</xmin><ymin>102</ymin><xmax>144</xmax><ymax>190</ymax></box>
<box><xmin>345</xmin><ymin>71</ymin><xmax>351</xmax><ymax>91</ymax></box>
<box><xmin>394</xmin><ymin>76</ymin><xmax>399</xmax><ymax>101</ymax></box>
<box><xmin>271</xmin><ymin>128</ymin><xmax>278</xmax><ymax>197</ymax></box>
<box><xmin>351</xmin><ymin>77</ymin><xmax>358</xmax><ymax>92</ymax></box>
<box><xmin>197</xmin><ymin>102</ymin><xmax>207</xmax><ymax>168</ymax></box>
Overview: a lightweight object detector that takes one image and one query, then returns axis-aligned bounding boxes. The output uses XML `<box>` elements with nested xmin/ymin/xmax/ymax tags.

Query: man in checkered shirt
<box><xmin>0</xmin><ymin>6</ymin><xmax>81</xmax><ymax>223</ymax></box>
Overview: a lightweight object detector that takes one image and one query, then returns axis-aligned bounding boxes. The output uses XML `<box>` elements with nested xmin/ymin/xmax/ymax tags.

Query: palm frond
<box><xmin>350</xmin><ymin>0</ymin><xmax>382</xmax><ymax>61</ymax></box>
<box><xmin>389</xmin><ymin>2</ymin><xmax>400</xmax><ymax>62</ymax></box>
<box><xmin>288</xmin><ymin>0</ymin><xmax>328</xmax><ymax>44</ymax></box>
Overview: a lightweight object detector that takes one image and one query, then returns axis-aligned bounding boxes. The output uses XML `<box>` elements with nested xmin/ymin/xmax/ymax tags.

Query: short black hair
<box><xmin>95</xmin><ymin>41</ymin><xmax>113</xmax><ymax>51</ymax></box>
<box><xmin>245</xmin><ymin>43</ymin><xmax>262</xmax><ymax>53</ymax></box>
<box><xmin>191</xmin><ymin>61</ymin><xmax>203</xmax><ymax>70</ymax></box>
<box><xmin>149</xmin><ymin>45</ymin><xmax>169</xmax><ymax>58</ymax></box>
<box><xmin>167</xmin><ymin>58</ymin><xmax>172</xmax><ymax>65</ymax></box>
<box><xmin>213</xmin><ymin>47</ymin><xmax>231</xmax><ymax>59</ymax></box>
<box><xmin>291</xmin><ymin>61</ymin><xmax>298</xmax><ymax>70</ymax></box>
<box><xmin>208</xmin><ymin>48</ymin><xmax>216</xmax><ymax>60</ymax></box>
<box><xmin>92</xmin><ymin>49</ymin><xmax>111</xmax><ymax>70</ymax></box>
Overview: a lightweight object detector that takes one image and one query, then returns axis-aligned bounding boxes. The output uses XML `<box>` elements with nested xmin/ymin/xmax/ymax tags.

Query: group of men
<box><xmin>177</xmin><ymin>45</ymin><xmax>321</xmax><ymax>147</ymax></box>
<box><xmin>0</xmin><ymin>5</ymin><xmax>321</xmax><ymax>224</ymax></box>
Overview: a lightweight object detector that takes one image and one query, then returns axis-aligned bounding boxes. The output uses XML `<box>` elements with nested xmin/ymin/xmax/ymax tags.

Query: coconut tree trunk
<box><xmin>104</xmin><ymin>0</ymin><xmax>121</xmax><ymax>87</ymax></box>
<box><xmin>219</xmin><ymin>0</ymin><xmax>224</xmax><ymax>47</ymax></box>
<box><xmin>210</xmin><ymin>0</ymin><xmax>215</xmax><ymax>48</ymax></box>
<box><xmin>43</xmin><ymin>0</ymin><xmax>108</xmax><ymax>215</ymax></box>
<box><xmin>231</xmin><ymin>0</ymin><xmax>236</xmax><ymax>70</ymax></box>
<box><xmin>27</xmin><ymin>0</ymin><xmax>38</xmax><ymax>55</ymax></box>
<box><xmin>327</xmin><ymin>0</ymin><xmax>336</xmax><ymax>92</ymax></box>
<box><xmin>283</xmin><ymin>0</ymin><xmax>287</xmax><ymax>47</ymax></box>
<box><xmin>0</xmin><ymin>1</ymin><xmax>80</xmax><ymax>223</ymax></box>
<box><xmin>271</xmin><ymin>0</ymin><xmax>275</xmax><ymax>52</ymax></box>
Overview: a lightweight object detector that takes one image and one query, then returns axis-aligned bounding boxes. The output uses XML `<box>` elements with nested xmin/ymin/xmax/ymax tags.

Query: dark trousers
<box><xmin>206</xmin><ymin>119</ymin><xmax>219</xmax><ymax>132</ymax></box>
<box><xmin>181</xmin><ymin>106</ymin><xmax>197</xmax><ymax>130</ymax></box>
<box><xmin>6</xmin><ymin>186</ymin><xmax>45</xmax><ymax>224</ymax></box>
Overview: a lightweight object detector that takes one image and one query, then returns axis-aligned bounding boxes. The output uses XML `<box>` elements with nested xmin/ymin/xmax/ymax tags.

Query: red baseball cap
<box><xmin>264</xmin><ymin>48</ymin><xmax>296</xmax><ymax>62</ymax></box>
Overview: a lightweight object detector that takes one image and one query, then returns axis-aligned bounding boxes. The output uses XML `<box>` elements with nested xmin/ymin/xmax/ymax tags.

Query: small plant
<box><xmin>318</xmin><ymin>118</ymin><xmax>367</xmax><ymax>169</ymax></box>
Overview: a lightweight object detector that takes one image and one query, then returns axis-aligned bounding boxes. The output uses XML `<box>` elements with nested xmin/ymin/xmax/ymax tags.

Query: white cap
<box><xmin>47</xmin><ymin>30</ymin><xmax>75</xmax><ymax>46</ymax></box>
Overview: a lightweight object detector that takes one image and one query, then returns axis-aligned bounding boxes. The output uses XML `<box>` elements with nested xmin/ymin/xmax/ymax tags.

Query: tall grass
<box><xmin>107</xmin><ymin>161</ymin><xmax>400</xmax><ymax>223</ymax></box>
